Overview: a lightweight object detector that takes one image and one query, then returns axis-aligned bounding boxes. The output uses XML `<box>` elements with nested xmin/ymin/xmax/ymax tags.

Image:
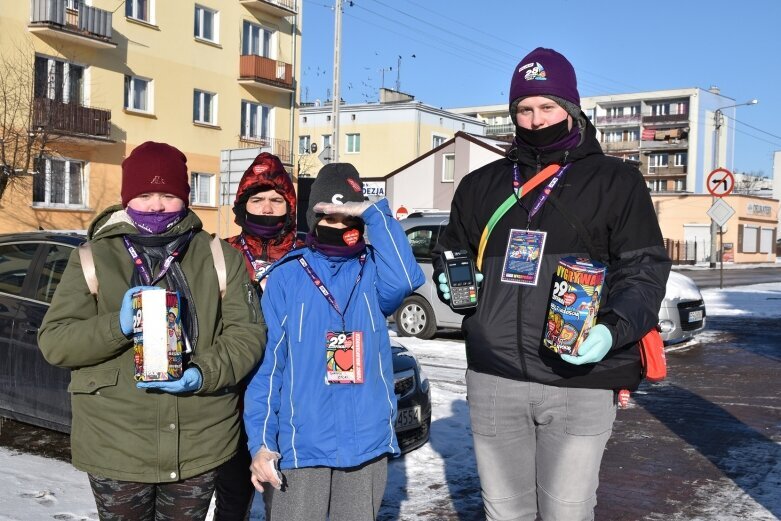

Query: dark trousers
<box><xmin>88</xmin><ymin>470</ymin><xmax>216</xmax><ymax>521</ymax></box>
<box><xmin>213</xmin><ymin>429</ymin><xmax>254</xmax><ymax>521</ymax></box>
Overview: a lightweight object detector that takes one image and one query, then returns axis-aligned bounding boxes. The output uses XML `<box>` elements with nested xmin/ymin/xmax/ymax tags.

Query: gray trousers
<box><xmin>265</xmin><ymin>456</ymin><xmax>388</xmax><ymax>521</ymax></box>
<box><xmin>466</xmin><ymin>369</ymin><xmax>616</xmax><ymax>521</ymax></box>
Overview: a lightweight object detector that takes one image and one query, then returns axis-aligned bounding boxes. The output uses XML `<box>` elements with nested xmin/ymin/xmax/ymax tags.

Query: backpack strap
<box><xmin>210</xmin><ymin>234</ymin><xmax>227</xmax><ymax>299</ymax></box>
<box><xmin>78</xmin><ymin>242</ymin><xmax>99</xmax><ymax>296</ymax></box>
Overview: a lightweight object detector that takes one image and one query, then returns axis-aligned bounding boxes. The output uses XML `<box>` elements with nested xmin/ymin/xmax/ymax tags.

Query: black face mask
<box><xmin>516</xmin><ymin>118</ymin><xmax>570</xmax><ymax>148</ymax></box>
<box><xmin>315</xmin><ymin>223</ymin><xmax>365</xmax><ymax>247</ymax></box>
<box><xmin>245</xmin><ymin>213</ymin><xmax>286</xmax><ymax>227</ymax></box>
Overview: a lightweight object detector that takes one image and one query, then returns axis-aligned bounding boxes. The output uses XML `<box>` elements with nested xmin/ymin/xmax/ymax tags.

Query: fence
<box><xmin>664</xmin><ymin>238</ymin><xmax>697</xmax><ymax>265</ymax></box>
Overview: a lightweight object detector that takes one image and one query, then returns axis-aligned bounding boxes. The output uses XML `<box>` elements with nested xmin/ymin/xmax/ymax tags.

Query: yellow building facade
<box><xmin>0</xmin><ymin>0</ymin><xmax>301</xmax><ymax>235</ymax></box>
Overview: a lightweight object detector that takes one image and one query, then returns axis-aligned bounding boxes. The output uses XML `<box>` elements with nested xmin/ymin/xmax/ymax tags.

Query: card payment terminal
<box><xmin>441</xmin><ymin>250</ymin><xmax>479</xmax><ymax>309</ymax></box>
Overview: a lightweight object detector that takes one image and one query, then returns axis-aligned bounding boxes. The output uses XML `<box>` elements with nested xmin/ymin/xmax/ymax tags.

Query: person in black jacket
<box><xmin>433</xmin><ymin>48</ymin><xmax>671</xmax><ymax>520</ymax></box>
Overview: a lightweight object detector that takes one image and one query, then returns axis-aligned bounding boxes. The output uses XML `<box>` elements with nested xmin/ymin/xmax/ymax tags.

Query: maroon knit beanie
<box><xmin>509</xmin><ymin>48</ymin><xmax>580</xmax><ymax>114</ymax></box>
<box><xmin>121</xmin><ymin>141</ymin><xmax>190</xmax><ymax>207</ymax></box>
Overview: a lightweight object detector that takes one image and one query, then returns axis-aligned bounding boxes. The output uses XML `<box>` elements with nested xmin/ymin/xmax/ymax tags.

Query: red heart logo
<box><xmin>333</xmin><ymin>348</ymin><xmax>354</xmax><ymax>371</ymax></box>
<box><xmin>563</xmin><ymin>292</ymin><xmax>576</xmax><ymax>306</ymax></box>
<box><xmin>253</xmin><ymin>164</ymin><xmax>267</xmax><ymax>175</ymax></box>
<box><xmin>343</xmin><ymin>229</ymin><xmax>360</xmax><ymax>246</ymax></box>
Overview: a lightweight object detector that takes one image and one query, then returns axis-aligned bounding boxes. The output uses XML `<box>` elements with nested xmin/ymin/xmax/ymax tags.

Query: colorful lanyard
<box><xmin>238</xmin><ymin>233</ymin><xmax>264</xmax><ymax>266</ymax></box>
<box><xmin>476</xmin><ymin>163</ymin><xmax>568</xmax><ymax>271</ymax></box>
<box><xmin>123</xmin><ymin>232</ymin><xmax>193</xmax><ymax>285</ymax></box>
<box><xmin>298</xmin><ymin>254</ymin><xmax>366</xmax><ymax>330</ymax></box>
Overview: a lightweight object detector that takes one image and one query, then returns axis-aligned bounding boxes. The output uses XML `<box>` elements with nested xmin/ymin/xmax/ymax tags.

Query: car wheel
<box><xmin>395</xmin><ymin>295</ymin><xmax>437</xmax><ymax>339</ymax></box>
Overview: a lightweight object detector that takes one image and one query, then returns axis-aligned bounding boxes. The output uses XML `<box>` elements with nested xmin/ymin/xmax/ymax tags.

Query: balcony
<box><xmin>32</xmin><ymin>98</ymin><xmax>112</xmax><ymax>141</ymax></box>
<box><xmin>640</xmin><ymin>139</ymin><xmax>689</xmax><ymax>151</ymax></box>
<box><xmin>643</xmin><ymin>113</ymin><xmax>688</xmax><ymax>125</ymax></box>
<box><xmin>239</xmin><ymin>0</ymin><xmax>298</xmax><ymax>16</ymax></box>
<box><xmin>239</xmin><ymin>55</ymin><xmax>294</xmax><ymax>92</ymax></box>
<box><xmin>646</xmin><ymin>165</ymin><xmax>687</xmax><ymax>177</ymax></box>
<box><xmin>594</xmin><ymin>114</ymin><xmax>642</xmax><ymax>126</ymax></box>
<box><xmin>602</xmin><ymin>140</ymin><xmax>640</xmax><ymax>152</ymax></box>
<box><xmin>29</xmin><ymin>0</ymin><xmax>115</xmax><ymax>49</ymax></box>
<box><xmin>238</xmin><ymin>136</ymin><xmax>292</xmax><ymax>164</ymax></box>
<box><xmin>485</xmin><ymin>123</ymin><xmax>514</xmax><ymax>136</ymax></box>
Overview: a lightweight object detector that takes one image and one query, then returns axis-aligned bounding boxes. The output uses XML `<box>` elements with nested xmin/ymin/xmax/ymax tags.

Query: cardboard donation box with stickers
<box><xmin>132</xmin><ymin>289</ymin><xmax>185</xmax><ymax>382</ymax></box>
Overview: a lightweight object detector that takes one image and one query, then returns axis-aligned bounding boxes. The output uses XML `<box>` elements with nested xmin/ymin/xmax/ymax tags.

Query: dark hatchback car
<box><xmin>0</xmin><ymin>232</ymin><xmax>432</xmax><ymax>453</ymax></box>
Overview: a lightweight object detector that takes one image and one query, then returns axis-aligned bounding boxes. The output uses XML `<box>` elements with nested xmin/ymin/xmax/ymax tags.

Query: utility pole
<box><xmin>709</xmin><ymin>109</ymin><xmax>722</xmax><ymax>268</ymax></box>
<box><xmin>396</xmin><ymin>55</ymin><xmax>401</xmax><ymax>92</ymax></box>
<box><xmin>331</xmin><ymin>0</ymin><xmax>342</xmax><ymax>163</ymax></box>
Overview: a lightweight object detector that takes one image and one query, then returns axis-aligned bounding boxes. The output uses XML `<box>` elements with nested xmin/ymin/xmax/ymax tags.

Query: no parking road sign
<box><xmin>706</xmin><ymin>168</ymin><xmax>734</xmax><ymax>197</ymax></box>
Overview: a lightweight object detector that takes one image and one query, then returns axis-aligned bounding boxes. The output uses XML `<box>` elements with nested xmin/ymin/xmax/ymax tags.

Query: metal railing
<box><xmin>664</xmin><ymin>239</ymin><xmax>697</xmax><ymax>265</ymax></box>
<box><xmin>30</xmin><ymin>0</ymin><xmax>113</xmax><ymax>40</ymax></box>
<box><xmin>32</xmin><ymin>97</ymin><xmax>111</xmax><ymax>138</ymax></box>
<box><xmin>602</xmin><ymin>140</ymin><xmax>640</xmax><ymax>152</ymax></box>
<box><xmin>485</xmin><ymin>123</ymin><xmax>514</xmax><ymax>136</ymax></box>
<box><xmin>595</xmin><ymin>114</ymin><xmax>642</xmax><ymax>125</ymax></box>
<box><xmin>238</xmin><ymin>136</ymin><xmax>292</xmax><ymax>164</ymax></box>
<box><xmin>239</xmin><ymin>55</ymin><xmax>293</xmax><ymax>89</ymax></box>
<box><xmin>643</xmin><ymin>113</ymin><xmax>688</xmax><ymax>124</ymax></box>
<box><xmin>240</xmin><ymin>0</ymin><xmax>298</xmax><ymax>13</ymax></box>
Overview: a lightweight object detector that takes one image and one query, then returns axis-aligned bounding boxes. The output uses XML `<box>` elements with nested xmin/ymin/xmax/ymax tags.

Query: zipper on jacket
<box><xmin>245</xmin><ymin>282</ymin><xmax>259</xmax><ymax>323</ymax></box>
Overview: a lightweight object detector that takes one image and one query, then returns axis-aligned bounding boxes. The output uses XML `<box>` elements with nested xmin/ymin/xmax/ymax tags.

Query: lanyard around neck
<box><xmin>298</xmin><ymin>254</ymin><xmax>366</xmax><ymax>330</ymax></box>
<box><xmin>512</xmin><ymin>162</ymin><xmax>570</xmax><ymax>221</ymax></box>
<box><xmin>123</xmin><ymin>232</ymin><xmax>193</xmax><ymax>285</ymax></box>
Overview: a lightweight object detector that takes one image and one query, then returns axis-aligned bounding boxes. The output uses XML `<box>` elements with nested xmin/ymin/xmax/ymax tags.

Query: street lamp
<box><xmin>708</xmin><ymin>98</ymin><xmax>758</xmax><ymax>268</ymax></box>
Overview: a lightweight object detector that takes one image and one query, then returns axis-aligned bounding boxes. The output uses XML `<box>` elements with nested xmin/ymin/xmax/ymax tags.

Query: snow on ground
<box><xmin>1</xmin><ymin>282</ymin><xmax>779</xmax><ymax>520</ymax></box>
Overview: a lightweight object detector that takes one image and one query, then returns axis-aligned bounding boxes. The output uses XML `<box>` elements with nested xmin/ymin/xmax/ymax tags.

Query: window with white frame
<box><xmin>627</xmin><ymin>154</ymin><xmax>639</xmax><ymax>162</ymax></box>
<box><xmin>649</xmin><ymin>179</ymin><xmax>665</xmax><ymax>192</ymax></box>
<box><xmin>34</xmin><ymin>55</ymin><xmax>84</xmax><ymax>104</ymax></box>
<box><xmin>193</xmin><ymin>89</ymin><xmax>216</xmax><ymax>125</ymax></box>
<box><xmin>190</xmin><ymin>172</ymin><xmax>214</xmax><ymax>206</ymax></box>
<box><xmin>674</xmin><ymin>178</ymin><xmax>686</xmax><ymax>191</ymax></box>
<box><xmin>346</xmin><ymin>133</ymin><xmax>361</xmax><ymax>154</ymax></box>
<box><xmin>194</xmin><ymin>5</ymin><xmax>218</xmax><ymax>43</ymax></box>
<box><xmin>298</xmin><ymin>135</ymin><xmax>311</xmax><ymax>154</ymax></box>
<box><xmin>740</xmin><ymin>225</ymin><xmax>758</xmax><ymax>253</ymax></box>
<box><xmin>242</xmin><ymin>21</ymin><xmax>274</xmax><ymax>58</ymax></box>
<box><xmin>432</xmin><ymin>134</ymin><xmax>447</xmax><ymax>148</ymax></box>
<box><xmin>650</xmin><ymin>103</ymin><xmax>669</xmax><ymax>116</ymax></box>
<box><xmin>648</xmin><ymin>153</ymin><xmax>668</xmax><ymax>168</ymax></box>
<box><xmin>126</xmin><ymin>0</ymin><xmax>153</xmax><ymax>23</ymax></box>
<box><xmin>33</xmin><ymin>157</ymin><xmax>85</xmax><ymax>207</ymax></box>
<box><xmin>759</xmin><ymin>228</ymin><xmax>773</xmax><ymax>254</ymax></box>
<box><xmin>241</xmin><ymin>100</ymin><xmax>270</xmax><ymax>140</ymax></box>
<box><xmin>442</xmin><ymin>154</ymin><xmax>455</xmax><ymax>182</ymax></box>
<box><xmin>124</xmin><ymin>75</ymin><xmax>151</xmax><ymax>112</ymax></box>
<box><xmin>674</xmin><ymin>152</ymin><xmax>687</xmax><ymax>167</ymax></box>
<box><xmin>322</xmin><ymin>134</ymin><xmax>331</xmax><ymax>150</ymax></box>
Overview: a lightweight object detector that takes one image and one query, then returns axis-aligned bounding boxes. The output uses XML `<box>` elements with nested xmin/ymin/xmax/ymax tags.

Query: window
<box><xmin>759</xmin><ymin>228</ymin><xmax>773</xmax><ymax>254</ymax></box>
<box><xmin>674</xmin><ymin>152</ymin><xmax>687</xmax><ymax>167</ymax></box>
<box><xmin>442</xmin><ymin>153</ymin><xmax>455</xmax><ymax>182</ymax></box>
<box><xmin>0</xmin><ymin>243</ymin><xmax>39</xmax><ymax>297</ymax></box>
<box><xmin>35</xmin><ymin>244</ymin><xmax>73</xmax><ymax>303</ymax></box>
<box><xmin>241</xmin><ymin>100</ymin><xmax>270</xmax><ymax>140</ymax></box>
<box><xmin>242</xmin><ymin>21</ymin><xmax>273</xmax><ymax>58</ymax></box>
<box><xmin>346</xmin><ymin>133</ymin><xmax>360</xmax><ymax>154</ymax></box>
<box><xmin>648</xmin><ymin>153</ymin><xmax>668</xmax><ymax>168</ymax></box>
<box><xmin>34</xmin><ymin>55</ymin><xmax>84</xmax><ymax>104</ymax></box>
<box><xmin>649</xmin><ymin>179</ymin><xmax>666</xmax><ymax>192</ymax></box>
<box><xmin>193</xmin><ymin>89</ymin><xmax>216</xmax><ymax>125</ymax></box>
<box><xmin>740</xmin><ymin>226</ymin><xmax>758</xmax><ymax>253</ymax></box>
<box><xmin>126</xmin><ymin>0</ymin><xmax>152</xmax><ymax>23</ymax></box>
<box><xmin>190</xmin><ymin>173</ymin><xmax>214</xmax><ymax>206</ymax></box>
<box><xmin>322</xmin><ymin>134</ymin><xmax>332</xmax><ymax>150</ymax></box>
<box><xmin>194</xmin><ymin>5</ymin><xmax>218</xmax><ymax>42</ymax></box>
<box><xmin>674</xmin><ymin>179</ymin><xmax>686</xmax><ymax>191</ymax></box>
<box><xmin>33</xmin><ymin>157</ymin><xmax>85</xmax><ymax>207</ymax></box>
<box><xmin>65</xmin><ymin>0</ymin><xmax>81</xmax><ymax>9</ymax></box>
<box><xmin>432</xmin><ymin>135</ymin><xmax>447</xmax><ymax>148</ymax></box>
<box><xmin>298</xmin><ymin>135</ymin><xmax>311</xmax><ymax>154</ymax></box>
<box><xmin>406</xmin><ymin>227</ymin><xmax>437</xmax><ymax>261</ymax></box>
<box><xmin>627</xmin><ymin>154</ymin><xmax>639</xmax><ymax>162</ymax></box>
<box><xmin>651</xmin><ymin>103</ymin><xmax>669</xmax><ymax>116</ymax></box>
<box><xmin>124</xmin><ymin>75</ymin><xmax>151</xmax><ymax>112</ymax></box>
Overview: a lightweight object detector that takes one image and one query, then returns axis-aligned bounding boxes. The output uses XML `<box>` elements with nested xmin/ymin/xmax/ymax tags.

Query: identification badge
<box><xmin>252</xmin><ymin>259</ymin><xmax>272</xmax><ymax>281</ymax></box>
<box><xmin>500</xmin><ymin>229</ymin><xmax>546</xmax><ymax>286</ymax></box>
<box><xmin>326</xmin><ymin>331</ymin><xmax>364</xmax><ymax>383</ymax></box>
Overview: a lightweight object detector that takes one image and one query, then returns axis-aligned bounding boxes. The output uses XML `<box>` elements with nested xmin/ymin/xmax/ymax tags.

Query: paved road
<box><xmin>675</xmin><ymin>265</ymin><xmax>781</xmax><ymax>289</ymax></box>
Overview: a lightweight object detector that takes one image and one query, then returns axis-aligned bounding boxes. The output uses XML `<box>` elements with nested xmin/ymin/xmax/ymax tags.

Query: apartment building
<box><xmin>297</xmin><ymin>89</ymin><xmax>485</xmax><ymax>179</ymax></box>
<box><xmin>0</xmin><ymin>0</ymin><xmax>301</xmax><ymax>235</ymax></box>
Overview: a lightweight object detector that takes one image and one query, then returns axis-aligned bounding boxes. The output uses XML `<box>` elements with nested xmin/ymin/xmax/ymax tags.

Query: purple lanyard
<box><xmin>123</xmin><ymin>232</ymin><xmax>192</xmax><ymax>285</ymax></box>
<box><xmin>298</xmin><ymin>254</ymin><xmax>366</xmax><ymax>330</ymax></box>
<box><xmin>238</xmin><ymin>234</ymin><xmax>261</xmax><ymax>265</ymax></box>
<box><xmin>512</xmin><ymin>163</ymin><xmax>571</xmax><ymax>221</ymax></box>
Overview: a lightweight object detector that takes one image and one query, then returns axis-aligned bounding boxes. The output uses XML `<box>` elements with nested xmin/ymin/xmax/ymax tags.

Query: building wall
<box><xmin>0</xmin><ymin>1</ymin><xmax>301</xmax><ymax>235</ymax></box>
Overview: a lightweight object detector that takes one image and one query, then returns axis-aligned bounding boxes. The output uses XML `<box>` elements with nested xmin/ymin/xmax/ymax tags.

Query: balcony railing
<box><xmin>595</xmin><ymin>114</ymin><xmax>642</xmax><ymax>125</ymax></box>
<box><xmin>239</xmin><ymin>55</ymin><xmax>293</xmax><ymax>91</ymax></box>
<box><xmin>238</xmin><ymin>136</ymin><xmax>292</xmax><ymax>164</ymax></box>
<box><xmin>602</xmin><ymin>140</ymin><xmax>640</xmax><ymax>152</ymax></box>
<box><xmin>485</xmin><ymin>123</ymin><xmax>514</xmax><ymax>136</ymax></box>
<box><xmin>32</xmin><ymin>98</ymin><xmax>111</xmax><ymax>139</ymax></box>
<box><xmin>29</xmin><ymin>0</ymin><xmax>114</xmax><ymax>45</ymax></box>
<box><xmin>643</xmin><ymin>113</ymin><xmax>688</xmax><ymax>124</ymax></box>
<box><xmin>640</xmin><ymin>139</ymin><xmax>689</xmax><ymax>151</ymax></box>
<box><xmin>646</xmin><ymin>165</ymin><xmax>687</xmax><ymax>176</ymax></box>
<box><xmin>239</xmin><ymin>0</ymin><xmax>298</xmax><ymax>16</ymax></box>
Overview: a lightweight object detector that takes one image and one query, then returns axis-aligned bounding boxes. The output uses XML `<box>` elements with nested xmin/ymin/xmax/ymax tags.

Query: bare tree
<box><xmin>733</xmin><ymin>170</ymin><xmax>769</xmax><ymax>195</ymax></box>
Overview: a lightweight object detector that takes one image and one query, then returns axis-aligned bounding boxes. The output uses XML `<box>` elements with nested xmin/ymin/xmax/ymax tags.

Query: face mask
<box><xmin>315</xmin><ymin>223</ymin><xmax>364</xmax><ymax>247</ymax></box>
<box><xmin>516</xmin><ymin>118</ymin><xmax>571</xmax><ymax>148</ymax></box>
<box><xmin>126</xmin><ymin>207</ymin><xmax>187</xmax><ymax>235</ymax></box>
<box><xmin>243</xmin><ymin>213</ymin><xmax>286</xmax><ymax>239</ymax></box>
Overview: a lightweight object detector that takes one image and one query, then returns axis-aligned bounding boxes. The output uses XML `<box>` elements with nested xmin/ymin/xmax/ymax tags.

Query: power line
<box><xmin>724</xmin><ymin>114</ymin><xmax>781</xmax><ymax>143</ymax></box>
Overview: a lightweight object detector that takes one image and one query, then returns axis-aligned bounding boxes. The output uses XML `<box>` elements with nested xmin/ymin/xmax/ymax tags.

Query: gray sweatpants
<box><xmin>265</xmin><ymin>456</ymin><xmax>388</xmax><ymax>521</ymax></box>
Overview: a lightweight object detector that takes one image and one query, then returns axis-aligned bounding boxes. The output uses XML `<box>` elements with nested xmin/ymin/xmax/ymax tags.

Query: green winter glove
<box><xmin>561</xmin><ymin>324</ymin><xmax>613</xmax><ymax>365</ymax></box>
<box><xmin>437</xmin><ymin>272</ymin><xmax>484</xmax><ymax>302</ymax></box>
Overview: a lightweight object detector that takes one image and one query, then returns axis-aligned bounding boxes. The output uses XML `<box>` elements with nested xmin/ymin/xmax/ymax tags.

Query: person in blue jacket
<box><xmin>244</xmin><ymin>163</ymin><xmax>424</xmax><ymax>521</ymax></box>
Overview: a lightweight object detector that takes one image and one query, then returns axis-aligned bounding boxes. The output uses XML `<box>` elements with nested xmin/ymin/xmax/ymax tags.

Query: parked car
<box><xmin>393</xmin><ymin>214</ymin><xmax>707</xmax><ymax>344</ymax></box>
<box><xmin>0</xmin><ymin>232</ymin><xmax>431</xmax><ymax>453</ymax></box>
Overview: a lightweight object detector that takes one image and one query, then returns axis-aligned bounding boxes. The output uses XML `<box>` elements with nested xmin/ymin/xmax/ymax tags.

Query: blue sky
<box><xmin>299</xmin><ymin>0</ymin><xmax>781</xmax><ymax>178</ymax></box>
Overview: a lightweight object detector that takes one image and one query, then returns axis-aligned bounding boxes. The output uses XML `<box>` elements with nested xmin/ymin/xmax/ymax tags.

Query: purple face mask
<box><xmin>126</xmin><ymin>207</ymin><xmax>187</xmax><ymax>235</ymax></box>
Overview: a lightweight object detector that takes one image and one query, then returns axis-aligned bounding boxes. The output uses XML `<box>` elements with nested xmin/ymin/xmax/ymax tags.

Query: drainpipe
<box><xmin>289</xmin><ymin>8</ymin><xmax>298</xmax><ymax>175</ymax></box>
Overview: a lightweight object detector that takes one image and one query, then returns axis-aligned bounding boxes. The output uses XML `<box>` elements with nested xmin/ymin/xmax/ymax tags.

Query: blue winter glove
<box><xmin>437</xmin><ymin>272</ymin><xmax>484</xmax><ymax>301</ymax></box>
<box><xmin>119</xmin><ymin>285</ymin><xmax>158</xmax><ymax>336</ymax></box>
<box><xmin>561</xmin><ymin>324</ymin><xmax>613</xmax><ymax>365</ymax></box>
<box><xmin>137</xmin><ymin>367</ymin><xmax>203</xmax><ymax>393</ymax></box>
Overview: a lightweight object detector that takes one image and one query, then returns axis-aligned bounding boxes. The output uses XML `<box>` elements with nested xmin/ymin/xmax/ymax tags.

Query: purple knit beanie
<box><xmin>509</xmin><ymin>48</ymin><xmax>580</xmax><ymax>117</ymax></box>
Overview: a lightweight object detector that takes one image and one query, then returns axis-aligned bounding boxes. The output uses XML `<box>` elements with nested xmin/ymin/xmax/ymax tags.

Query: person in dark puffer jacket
<box><xmin>433</xmin><ymin>48</ymin><xmax>671</xmax><ymax>521</ymax></box>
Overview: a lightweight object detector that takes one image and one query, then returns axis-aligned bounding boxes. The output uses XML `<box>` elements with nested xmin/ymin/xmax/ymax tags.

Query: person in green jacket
<box><xmin>38</xmin><ymin>141</ymin><xmax>266</xmax><ymax>520</ymax></box>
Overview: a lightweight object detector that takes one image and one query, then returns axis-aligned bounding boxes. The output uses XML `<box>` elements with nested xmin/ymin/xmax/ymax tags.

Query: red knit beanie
<box><xmin>121</xmin><ymin>141</ymin><xmax>190</xmax><ymax>207</ymax></box>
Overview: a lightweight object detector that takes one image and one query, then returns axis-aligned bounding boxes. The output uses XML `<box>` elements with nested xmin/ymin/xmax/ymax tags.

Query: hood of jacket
<box><xmin>233</xmin><ymin>164</ymin><xmax>297</xmax><ymax>237</ymax></box>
